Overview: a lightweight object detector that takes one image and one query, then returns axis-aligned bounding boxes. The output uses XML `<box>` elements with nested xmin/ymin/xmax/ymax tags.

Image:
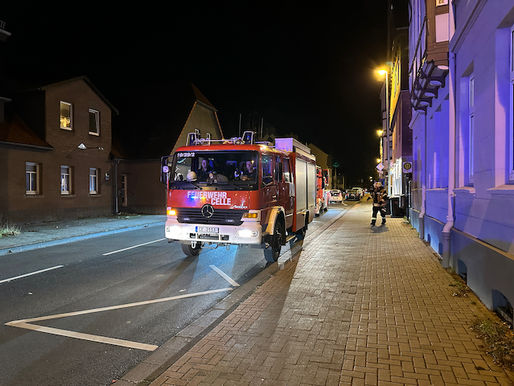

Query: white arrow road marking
<box><xmin>5</xmin><ymin>287</ymin><xmax>233</xmax><ymax>351</ymax></box>
<box><xmin>209</xmin><ymin>265</ymin><xmax>240</xmax><ymax>287</ymax></box>
<box><xmin>6</xmin><ymin>322</ymin><xmax>159</xmax><ymax>351</ymax></box>
<box><xmin>102</xmin><ymin>238</ymin><xmax>166</xmax><ymax>255</ymax></box>
<box><xmin>0</xmin><ymin>265</ymin><xmax>64</xmax><ymax>284</ymax></box>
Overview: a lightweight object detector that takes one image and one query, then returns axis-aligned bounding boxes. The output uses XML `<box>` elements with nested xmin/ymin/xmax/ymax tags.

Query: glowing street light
<box><xmin>375</xmin><ymin>69</ymin><xmax>388</xmax><ymax>77</ymax></box>
<box><xmin>376</xmin><ymin>129</ymin><xmax>383</xmax><ymax>137</ymax></box>
<box><xmin>374</xmin><ymin>65</ymin><xmax>390</xmax><ymax>173</ymax></box>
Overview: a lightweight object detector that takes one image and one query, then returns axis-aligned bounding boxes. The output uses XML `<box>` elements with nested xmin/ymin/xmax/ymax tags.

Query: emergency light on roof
<box><xmin>242</xmin><ymin>131</ymin><xmax>255</xmax><ymax>144</ymax></box>
<box><xmin>187</xmin><ymin>132</ymin><xmax>198</xmax><ymax>146</ymax></box>
<box><xmin>274</xmin><ymin>137</ymin><xmax>311</xmax><ymax>154</ymax></box>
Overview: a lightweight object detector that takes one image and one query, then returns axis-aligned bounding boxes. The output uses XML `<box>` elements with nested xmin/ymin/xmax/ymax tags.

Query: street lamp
<box><xmin>78</xmin><ymin>142</ymin><xmax>104</xmax><ymax>151</ymax></box>
<box><xmin>375</xmin><ymin>66</ymin><xmax>390</xmax><ymax>192</ymax></box>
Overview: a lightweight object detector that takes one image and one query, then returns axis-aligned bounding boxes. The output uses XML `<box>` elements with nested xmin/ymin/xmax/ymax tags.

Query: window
<box><xmin>283</xmin><ymin>158</ymin><xmax>291</xmax><ymax>182</ymax></box>
<box><xmin>60</xmin><ymin>165</ymin><xmax>72</xmax><ymax>195</ymax></box>
<box><xmin>25</xmin><ymin>162</ymin><xmax>40</xmax><ymax>195</ymax></box>
<box><xmin>468</xmin><ymin>77</ymin><xmax>475</xmax><ymax>184</ymax></box>
<box><xmin>274</xmin><ymin>156</ymin><xmax>283</xmax><ymax>182</ymax></box>
<box><xmin>60</xmin><ymin>101</ymin><xmax>72</xmax><ymax>130</ymax></box>
<box><xmin>88</xmin><ymin>109</ymin><xmax>100</xmax><ymax>135</ymax></box>
<box><xmin>510</xmin><ymin>26</ymin><xmax>514</xmax><ymax>180</ymax></box>
<box><xmin>261</xmin><ymin>155</ymin><xmax>273</xmax><ymax>185</ymax></box>
<box><xmin>89</xmin><ymin>168</ymin><xmax>99</xmax><ymax>194</ymax></box>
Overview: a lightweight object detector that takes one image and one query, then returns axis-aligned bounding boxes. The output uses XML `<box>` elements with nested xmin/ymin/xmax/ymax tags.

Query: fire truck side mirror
<box><xmin>160</xmin><ymin>156</ymin><xmax>170</xmax><ymax>185</ymax></box>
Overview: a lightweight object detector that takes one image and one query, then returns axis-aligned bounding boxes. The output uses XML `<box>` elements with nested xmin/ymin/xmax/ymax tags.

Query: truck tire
<box><xmin>181</xmin><ymin>243</ymin><xmax>201</xmax><ymax>257</ymax></box>
<box><xmin>264</xmin><ymin>220</ymin><xmax>282</xmax><ymax>263</ymax></box>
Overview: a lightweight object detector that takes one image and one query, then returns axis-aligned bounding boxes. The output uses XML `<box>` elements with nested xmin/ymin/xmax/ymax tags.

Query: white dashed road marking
<box><xmin>0</xmin><ymin>265</ymin><xmax>64</xmax><ymax>284</ymax></box>
<box><xmin>102</xmin><ymin>238</ymin><xmax>166</xmax><ymax>255</ymax></box>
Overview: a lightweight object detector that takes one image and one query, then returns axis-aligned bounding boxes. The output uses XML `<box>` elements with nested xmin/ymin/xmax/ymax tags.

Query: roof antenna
<box><xmin>238</xmin><ymin>113</ymin><xmax>242</xmax><ymax>137</ymax></box>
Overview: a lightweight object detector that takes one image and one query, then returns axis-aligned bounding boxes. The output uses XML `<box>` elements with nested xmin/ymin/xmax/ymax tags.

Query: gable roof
<box><xmin>38</xmin><ymin>76</ymin><xmax>119</xmax><ymax>115</ymax></box>
<box><xmin>0</xmin><ymin>112</ymin><xmax>52</xmax><ymax>150</ymax></box>
<box><xmin>112</xmin><ymin>81</ymin><xmax>221</xmax><ymax>159</ymax></box>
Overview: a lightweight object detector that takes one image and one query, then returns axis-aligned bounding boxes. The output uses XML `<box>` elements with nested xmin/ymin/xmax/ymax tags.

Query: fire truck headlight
<box><xmin>238</xmin><ymin>229</ymin><xmax>258</xmax><ymax>238</ymax></box>
<box><xmin>167</xmin><ymin>207</ymin><xmax>177</xmax><ymax>216</ymax></box>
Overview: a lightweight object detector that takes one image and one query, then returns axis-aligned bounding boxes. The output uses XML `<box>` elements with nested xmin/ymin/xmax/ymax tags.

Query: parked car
<box><xmin>345</xmin><ymin>189</ymin><xmax>362</xmax><ymax>201</ymax></box>
<box><xmin>352</xmin><ymin>187</ymin><xmax>364</xmax><ymax>197</ymax></box>
<box><xmin>329</xmin><ymin>189</ymin><xmax>343</xmax><ymax>203</ymax></box>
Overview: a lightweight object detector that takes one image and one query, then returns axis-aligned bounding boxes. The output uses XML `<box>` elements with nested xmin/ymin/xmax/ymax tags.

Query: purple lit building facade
<box><xmin>409</xmin><ymin>0</ymin><xmax>514</xmax><ymax>321</ymax></box>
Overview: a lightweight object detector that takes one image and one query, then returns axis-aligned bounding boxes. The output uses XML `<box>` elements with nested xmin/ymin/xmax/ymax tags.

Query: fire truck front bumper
<box><xmin>165</xmin><ymin>219</ymin><xmax>262</xmax><ymax>245</ymax></box>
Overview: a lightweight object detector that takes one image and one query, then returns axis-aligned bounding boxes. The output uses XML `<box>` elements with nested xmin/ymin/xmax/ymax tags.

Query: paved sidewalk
<box><xmin>143</xmin><ymin>203</ymin><xmax>513</xmax><ymax>385</ymax></box>
<box><xmin>0</xmin><ymin>214</ymin><xmax>165</xmax><ymax>256</ymax></box>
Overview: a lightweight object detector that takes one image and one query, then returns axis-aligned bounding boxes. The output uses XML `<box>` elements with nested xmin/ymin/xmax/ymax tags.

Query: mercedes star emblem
<box><xmin>201</xmin><ymin>204</ymin><xmax>214</xmax><ymax>218</ymax></box>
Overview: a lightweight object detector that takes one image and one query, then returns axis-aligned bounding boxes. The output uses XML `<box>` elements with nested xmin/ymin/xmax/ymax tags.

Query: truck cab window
<box><xmin>275</xmin><ymin>156</ymin><xmax>283</xmax><ymax>182</ymax></box>
<box><xmin>283</xmin><ymin>159</ymin><xmax>291</xmax><ymax>183</ymax></box>
<box><xmin>261</xmin><ymin>155</ymin><xmax>273</xmax><ymax>185</ymax></box>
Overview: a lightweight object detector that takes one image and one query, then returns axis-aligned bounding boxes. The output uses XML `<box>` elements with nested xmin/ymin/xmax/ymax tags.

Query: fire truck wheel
<box><xmin>181</xmin><ymin>243</ymin><xmax>202</xmax><ymax>257</ymax></box>
<box><xmin>264</xmin><ymin>221</ymin><xmax>282</xmax><ymax>263</ymax></box>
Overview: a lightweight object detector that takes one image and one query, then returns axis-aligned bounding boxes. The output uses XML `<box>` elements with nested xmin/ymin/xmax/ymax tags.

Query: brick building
<box><xmin>0</xmin><ymin>77</ymin><xmax>118</xmax><ymax>223</ymax></box>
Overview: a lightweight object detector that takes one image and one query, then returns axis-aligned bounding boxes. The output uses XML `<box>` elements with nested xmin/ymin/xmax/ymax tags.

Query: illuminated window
<box><xmin>25</xmin><ymin>162</ymin><xmax>40</xmax><ymax>195</ymax></box>
<box><xmin>60</xmin><ymin>101</ymin><xmax>72</xmax><ymax>130</ymax></box>
<box><xmin>89</xmin><ymin>168</ymin><xmax>99</xmax><ymax>194</ymax></box>
<box><xmin>88</xmin><ymin>108</ymin><xmax>100</xmax><ymax>135</ymax></box>
<box><xmin>60</xmin><ymin>165</ymin><xmax>72</xmax><ymax>195</ymax></box>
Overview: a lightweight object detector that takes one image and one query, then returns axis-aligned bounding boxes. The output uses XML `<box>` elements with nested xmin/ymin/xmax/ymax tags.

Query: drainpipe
<box><xmin>419</xmin><ymin>110</ymin><xmax>426</xmax><ymax>240</ymax></box>
<box><xmin>442</xmin><ymin>8</ymin><xmax>456</xmax><ymax>268</ymax></box>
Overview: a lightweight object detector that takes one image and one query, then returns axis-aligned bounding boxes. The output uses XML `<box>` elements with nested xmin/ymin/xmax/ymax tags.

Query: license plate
<box><xmin>196</xmin><ymin>226</ymin><xmax>219</xmax><ymax>233</ymax></box>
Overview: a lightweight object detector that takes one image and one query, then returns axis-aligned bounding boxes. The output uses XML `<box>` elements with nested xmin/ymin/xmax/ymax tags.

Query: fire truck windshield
<box><xmin>170</xmin><ymin>151</ymin><xmax>259</xmax><ymax>190</ymax></box>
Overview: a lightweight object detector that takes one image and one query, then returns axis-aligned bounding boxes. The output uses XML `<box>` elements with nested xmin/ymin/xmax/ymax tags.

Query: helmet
<box><xmin>186</xmin><ymin>171</ymin><xmax>197</xmax><ymax>182</ymax></box>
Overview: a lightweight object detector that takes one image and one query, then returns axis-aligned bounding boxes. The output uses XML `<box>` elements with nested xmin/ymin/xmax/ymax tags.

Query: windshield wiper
<box><xmin>170</xmin><ymin>181</ymin><xmax>201</xmax><ymax>190</ymax></box>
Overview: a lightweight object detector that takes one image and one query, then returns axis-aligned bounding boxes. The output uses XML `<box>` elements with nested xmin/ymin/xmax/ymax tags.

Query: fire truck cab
<box><xmin>160</xmin><ymin>132</ymin><xmax>316</xmax><ymax>263</ymax></box>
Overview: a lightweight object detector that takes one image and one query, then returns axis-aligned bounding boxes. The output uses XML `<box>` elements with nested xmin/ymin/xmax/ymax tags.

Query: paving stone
<box><xmin>146</xmin><ymin>204</ymin><xmax>513</xmax><ymax>385</ymax></box>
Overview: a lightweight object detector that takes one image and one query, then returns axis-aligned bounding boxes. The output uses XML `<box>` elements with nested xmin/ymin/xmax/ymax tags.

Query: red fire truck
<box><xmin>160</xmin><ymin>132</ymin><xmax>317</xmax><ymax>262</ymax></box>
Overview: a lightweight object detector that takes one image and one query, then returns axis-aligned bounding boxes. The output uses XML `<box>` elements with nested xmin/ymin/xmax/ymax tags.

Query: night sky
<box><xmin>2</xmin><ymin>1</ymin><xmax>390</xmax><ymax>186</ymax></box>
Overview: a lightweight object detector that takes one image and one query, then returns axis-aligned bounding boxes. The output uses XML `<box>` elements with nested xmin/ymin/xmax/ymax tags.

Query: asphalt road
<box><xmin>0</xmin><ymin>203</ymin><xmax>352</xmax><ymax>386</ymax></box>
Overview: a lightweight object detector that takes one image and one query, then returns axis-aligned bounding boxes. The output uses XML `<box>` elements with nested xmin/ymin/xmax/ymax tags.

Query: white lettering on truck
<box><xmin>187</xmin><ymin>191</ymin><xmax>232</xmax><ymax>206</ymax></box>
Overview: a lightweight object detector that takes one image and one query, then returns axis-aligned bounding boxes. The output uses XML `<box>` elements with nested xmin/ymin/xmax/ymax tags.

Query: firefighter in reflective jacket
<box><xmin>369</xmin><ymin>182</ymin><xmax>388</xmax><ymax>226</ymax></box>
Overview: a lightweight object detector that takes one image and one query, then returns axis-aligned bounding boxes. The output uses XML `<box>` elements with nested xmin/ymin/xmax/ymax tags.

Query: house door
<box><xmin>120</xmin><ymin>174</ymin><xmax>128</xmax><ymax>207</ymax></box>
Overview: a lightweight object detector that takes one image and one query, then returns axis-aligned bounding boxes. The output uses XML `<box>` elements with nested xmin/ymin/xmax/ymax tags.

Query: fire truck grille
<box><xmin>176</xmin><ymin>208</ymin><xmax>246</xmax><ymax>226</ymax></box>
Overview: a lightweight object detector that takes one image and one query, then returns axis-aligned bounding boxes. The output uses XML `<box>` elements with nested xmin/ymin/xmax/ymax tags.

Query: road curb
<box><xmin>0</xmin><ymin>222</ymin><xmax>163</xmax><ymax>257</ymax></box>
<box><xmin>117</xmin><ymin>205</ymin><xmax>357</xmax><ymax>385</ymax></box>
<box><xmin>117</xmin><ymin>258</ymin><xmax>281</xmax><ymax>386</ymax></box>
